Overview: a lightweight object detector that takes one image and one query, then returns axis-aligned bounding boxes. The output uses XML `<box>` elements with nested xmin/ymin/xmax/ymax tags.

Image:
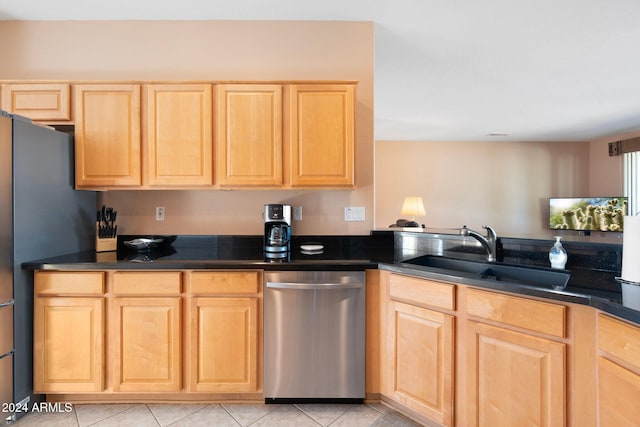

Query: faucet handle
<box><xmin>482</xmin><ymin>225</ymin><xmax>497</xmax><ymax>239</ymax></box>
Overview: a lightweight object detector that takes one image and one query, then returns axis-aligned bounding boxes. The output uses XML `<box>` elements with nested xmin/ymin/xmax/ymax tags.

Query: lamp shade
<box><xmin>400</xmin><ymin>196</ymin><xmax>426</xmax><ymax>218</ymax></box>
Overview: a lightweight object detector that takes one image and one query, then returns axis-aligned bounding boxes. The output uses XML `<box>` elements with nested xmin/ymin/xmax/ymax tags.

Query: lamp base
<box><xmin>402</xmin><ymin>220</ymin><xmax>420</xmax><ymax>227</ymax></box>
<box><xmin>391</xmin><ymin>219</ymin><xmax>422</xmax><ymax>228</ymax></box>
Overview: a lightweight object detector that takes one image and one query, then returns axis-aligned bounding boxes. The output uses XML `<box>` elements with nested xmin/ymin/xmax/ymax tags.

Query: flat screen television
<box><xmin>549</xmin><ymin>197</ymin><xmax>627</xmax><ymax>232</ymax></box>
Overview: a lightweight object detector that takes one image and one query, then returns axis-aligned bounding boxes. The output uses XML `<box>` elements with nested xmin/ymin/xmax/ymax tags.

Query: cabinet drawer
<box><xmin>389</xmin><ymin>274</ymin><xmax>455</xmax><ymax>310</ymax></box>
<box><xmin>35</xmin><ymin>271</ymin><xmax>104</xmax><ymax>295</ymax></box>
<box><xmin>466</xmin><ymin>288</ymin><xmax>566</xmax><ymax>338</ymax></box>
<box><xmin>113</xmin><ymin>272</ymin><xmax>182</xmax><ymax>295</ymax></box>
<box><xmin>1</xmin><ymin>83</ymin><xmax>71</xmax><ymax>121</ymax></box>
<box><xmin>599</xmin><ymin>313</ymin><xmax>640</xmax><ymax>371</ymax></box>
<box><xmin>190</xmin><ymin>271</ymin><xmax>261</xmax><ymax>295</ymax></box>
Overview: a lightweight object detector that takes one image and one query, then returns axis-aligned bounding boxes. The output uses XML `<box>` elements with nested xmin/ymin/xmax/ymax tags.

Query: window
<box><xmin>624</xmin><ymin>151</ymin><xmax>639</xmax><ymax>215</ymax></box>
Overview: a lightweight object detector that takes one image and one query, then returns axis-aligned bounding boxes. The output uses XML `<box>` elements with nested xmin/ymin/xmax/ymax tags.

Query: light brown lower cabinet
<box><xmin>189</xmin><ymin>297</ymin><xmax>258</xmax><ymax>392</ymax></box>
<box><xmin>597</xmin><ymin>358</ymin><xmax>640</xmax><ymax>427</ymax></box>
<box><xmin>466</xmin><ymin>321</ymin><xmax>565</xmax><ymax>427</ymax></box>
<box><xmin>32</xmin><ymin>267</ymin><xmax>640</xmax><ymax>424</ymax></box>
<box><xmin>597</xmin><ymin>313</ymin><xmax>640</xmax><ymax>427</ymax></box>
<box><xmin>464</xmin><ymin>288</ymin><xmax>567</xmax><ymax>427</ymax></box>
<box><xmin>385</xmin><ymin>300</ymin><xmax>454</xmax><ymax>426</ymax></box>
<box><xmin>111</xmin><ymin>297</ymin><xmax>182</xmax><ymax>392</ymax></box>
<box><xmin>381</xmin><ymin>272</ymin><xmax>455</xmax><ymax>426</ymax></box>
<box><xmin>111</xmin><ymin>271</ymin><xmax>183</xmax><ymax>392</ymax></box>
<box><xmin>33</xmin><ymin>297</ymin><xmax>104</xmax><ymax>393</ymax></box>
<box><xmin>188</xmin><ymin>271</ymin><xmax>262</xmax><ymax>393</ymax></box>
<box><xmin>380</xmin><ymin>272</ymin><xmax>588</xmax><ymax>427</ymax></box>
<box><xmin>33</xmin><ymin>271</ymin><xmax>105</xmax><ymax>393</ymax></box>
<box><xmin>33</xmin><ymin>269</ymin><xmax>262</xmax><ymax>396</ymax></box>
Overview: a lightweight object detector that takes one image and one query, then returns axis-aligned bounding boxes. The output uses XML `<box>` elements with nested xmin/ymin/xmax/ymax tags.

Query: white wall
<box><xmin>375</xmin><ymin>140</ymin><xmax>607</xmax><ymax>238</ymax></box>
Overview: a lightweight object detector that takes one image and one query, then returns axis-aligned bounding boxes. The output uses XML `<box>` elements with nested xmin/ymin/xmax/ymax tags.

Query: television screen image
<box><xmin>549</xmin><ymin>197</ymin><xmax>627</xmax><ymax>232</ymax></box>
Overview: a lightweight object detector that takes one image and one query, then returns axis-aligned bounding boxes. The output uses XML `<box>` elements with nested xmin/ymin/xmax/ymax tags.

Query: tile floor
<box><xmin>12</xmin><ymin>402</ymin><xmax>422</xmax><ymax>427</ymax></box>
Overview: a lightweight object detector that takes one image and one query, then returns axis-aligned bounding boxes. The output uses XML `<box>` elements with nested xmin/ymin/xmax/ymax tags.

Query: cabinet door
<box><xmin>189</xmin><ymin>297</ymin><xmax>258</xmax><ymax>392</ymax></box>
<box><xmin>384</xmin><ymin>300</ymin><xmax>454</xmax><ymax>426</ymax></box>
<box><xmin>598</xmin><ymin>357</ymin><xmax>640</xmax><ymax>427</ymax></box>
<box><xmin>216</xmin><ymin>84</ymin><xmax>282</xmax><ymax>187</ymax></box>
<box><xmin>288</xmin><ymin>84</ymin><xmax>355</xmax><ymax>187</ymax></box>
<box><xmin>466</xmin><ymin>321</ymin><xmax>565</xmax><ymax>427</ymax></box>
<box><xmin>1</xmin><ymin>83</ymin><xmax>71</xmax><ymax>121</ymax></box>
<box><xmin>112</xmin><ymin>297</ymin><xmax>181</xmax><ymax>391</ymax></box>
<box><xmin>597</xmin><ymin>313</ymin><xmax>640</xmax><ymax>427</ymax></box>
<box><xmin>145</xmin><ymin>84</ymin><xmax>213</xmax><ymax>187</ymax></box>
<box><xmin>74</xmin><ymin>84</ymin><xmax>141</xmax><ymax>188</ymax></box>
<box><xmin>33</xmin><ymin>297</ymin><xmax>104</xmax><ymax>392</ymax></box>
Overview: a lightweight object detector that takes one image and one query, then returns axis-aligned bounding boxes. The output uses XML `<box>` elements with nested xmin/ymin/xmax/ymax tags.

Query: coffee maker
<box><xmin>263</xmin><ymin>204</ymin><xmax>292</xmax><ymax>260</ymax></box>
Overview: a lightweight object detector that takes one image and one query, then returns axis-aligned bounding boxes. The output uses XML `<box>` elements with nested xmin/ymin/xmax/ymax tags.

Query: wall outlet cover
<box><xmin>156</xmin><ymin>207</ymin><xmax>165</xmax><ymax>221</ymax></box>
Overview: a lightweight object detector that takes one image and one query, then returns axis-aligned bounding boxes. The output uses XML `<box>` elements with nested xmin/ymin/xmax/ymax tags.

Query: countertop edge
<box><xmin>24</xmin><ymin>256</ymin><xmax>640</xmax><ymax>326</ymax></box>
<box><xmin>379</xmin><ymin>263</ymin><xmax>640</xmax><ymax>326</ymax></box>
<box><xmin>24</xmin><ymin>260</ymin><xmax>379</xmax><ymax>271</ymax></box>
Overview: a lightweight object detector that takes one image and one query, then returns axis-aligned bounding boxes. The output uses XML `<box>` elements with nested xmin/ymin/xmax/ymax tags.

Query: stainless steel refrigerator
<box><xmin>0</xmin><ymin>111</ymin><xmax>96</xmax><ymax>423</ymax></box>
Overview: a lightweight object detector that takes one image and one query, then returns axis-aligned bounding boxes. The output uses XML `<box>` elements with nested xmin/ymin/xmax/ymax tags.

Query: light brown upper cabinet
<box><xmin>1</xmin><ymin>83</ymin><xmax>71</xmax><ymax>122</ymax></box>
<box><xmin>4</xmin><ymin>80</ymin><xmax>357</xmax><ymax>189</ymax></box>
<box><xmin>144</xmin><ymin>84</ymin><xmax>213</xmax><ymax>187</ymax></box>
<box><xmin>288</xmin><ymin>84</ymin><xmax>356</xmax><ymax>187</ymax></box>
<box><xmin>216</xmin><ymin>84</ymin><xmax>283</xmax><ymax>187</ymax></box>
<box><xmin>218</xmin><ymin>82</ymin><xmax>357</xmax><ymax>189</ymax></box>
<box><xmin>74</xmin><ymin>84</ymin><xmax>142</xmax><ymax>188</ymax></box>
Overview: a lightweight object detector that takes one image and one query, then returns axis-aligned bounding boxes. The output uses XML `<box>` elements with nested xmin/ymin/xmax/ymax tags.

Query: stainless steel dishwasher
<box><xmin>264</xmin><ymin>270</ymin><xmax>365</xmax><ymax>402</ymax></box>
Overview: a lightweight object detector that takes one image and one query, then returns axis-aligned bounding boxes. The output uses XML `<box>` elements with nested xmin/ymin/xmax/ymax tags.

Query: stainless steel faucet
<box><xmin>460</xmin><ymin>225</ymin><xmax>498</xmax><ymax>262</ymax></box>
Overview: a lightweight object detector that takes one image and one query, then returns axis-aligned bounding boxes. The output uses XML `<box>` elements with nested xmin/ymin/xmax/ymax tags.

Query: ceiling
<box><xmin>2</xmin><ymin>0</ymin><xmax>640</xmax><ymax>142</ymax></box>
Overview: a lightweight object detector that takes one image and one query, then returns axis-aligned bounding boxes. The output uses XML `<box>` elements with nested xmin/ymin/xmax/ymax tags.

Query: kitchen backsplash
<box><xmin>387</xmin><ymin>230</ymin><xmax>622</xmax><ymax>293</ymax></box>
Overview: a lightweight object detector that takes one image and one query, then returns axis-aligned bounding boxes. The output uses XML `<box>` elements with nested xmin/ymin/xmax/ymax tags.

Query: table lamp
<box><xmin>399</xmin><ymin>196</ymin><xmax>426</xmax><ymax>227</ymax></box>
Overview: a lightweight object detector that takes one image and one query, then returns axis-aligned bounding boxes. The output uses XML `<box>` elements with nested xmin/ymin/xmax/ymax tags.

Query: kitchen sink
<box><xmin>402</xmin><ymin>255</ymin><xmax>570</xmax><ymax>289</ymax></box>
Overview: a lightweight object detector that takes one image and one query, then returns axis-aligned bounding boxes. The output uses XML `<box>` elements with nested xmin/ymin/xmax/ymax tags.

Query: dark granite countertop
<box><xmin>24</xmin><ymin>250</ymin><xmax>377</xmax><ymax>271</ymax></box>
<box><xmin>379</xmin><ymin>262</ymin><xmax>640</xmax><ymax>326</ymax></box>
<box><xmin>22</xmin><ymin>233</ymin><xmax>640</xmax><ymax>326</ymax></box>
<box><xmin>22</xmin><ymin>235</ymin><xmax>383</xmax><ymax>272</ymax></box>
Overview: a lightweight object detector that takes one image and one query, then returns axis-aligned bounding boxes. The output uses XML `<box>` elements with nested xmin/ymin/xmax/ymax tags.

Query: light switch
<box><xmin>344</xmin><ymin>207</ymin><xmax>365</xmax><ymax>221</ymax></box>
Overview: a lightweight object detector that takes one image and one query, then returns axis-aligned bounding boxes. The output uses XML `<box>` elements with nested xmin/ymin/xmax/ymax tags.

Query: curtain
<box><xmin>624</xmin><ymin>151</ymin><xmax>639</xmax><ymax>215</ymax></box>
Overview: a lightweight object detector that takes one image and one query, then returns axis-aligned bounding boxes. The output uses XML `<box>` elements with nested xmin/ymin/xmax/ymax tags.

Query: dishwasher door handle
<box><xmin>266</xmin><ymin>281</ymin><xmax>363</xmax><ymax>290</ymax></box>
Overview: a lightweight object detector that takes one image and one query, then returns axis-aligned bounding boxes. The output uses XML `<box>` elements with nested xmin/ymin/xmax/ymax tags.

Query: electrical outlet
<box><xmin>344</xmin><ymin>207</ymin><xmax>365</xmax><ymax>221</ymax></box>
<box><xmin>294</xmin><ymin>206</ymin><xmax>303</xmax><ymax>221</ymax></box>
<box><xmin>156</xmin><ymin>207</ymin><xmax>165</xmax><ymax>221</ymax></box>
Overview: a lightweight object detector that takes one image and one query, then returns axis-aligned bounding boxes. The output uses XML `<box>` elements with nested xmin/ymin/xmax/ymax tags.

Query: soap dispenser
<box><xmin>549</xmin><ymin>236</ymin><xmax>568</xmax><ymax>269</ymax></box>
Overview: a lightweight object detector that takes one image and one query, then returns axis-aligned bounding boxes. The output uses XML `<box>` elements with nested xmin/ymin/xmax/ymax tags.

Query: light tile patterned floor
<box><xmin>12</xmin><ymin>403</ymin><xmax>422</xmax><ymax>426</ymax></box>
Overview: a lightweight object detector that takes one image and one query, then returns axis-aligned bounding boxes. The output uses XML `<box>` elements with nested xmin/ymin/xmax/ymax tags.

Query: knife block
<box><xmin>95</xmin><ymin>224</ymin><xmax>117</xmax><ymax>252</ymax></box>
